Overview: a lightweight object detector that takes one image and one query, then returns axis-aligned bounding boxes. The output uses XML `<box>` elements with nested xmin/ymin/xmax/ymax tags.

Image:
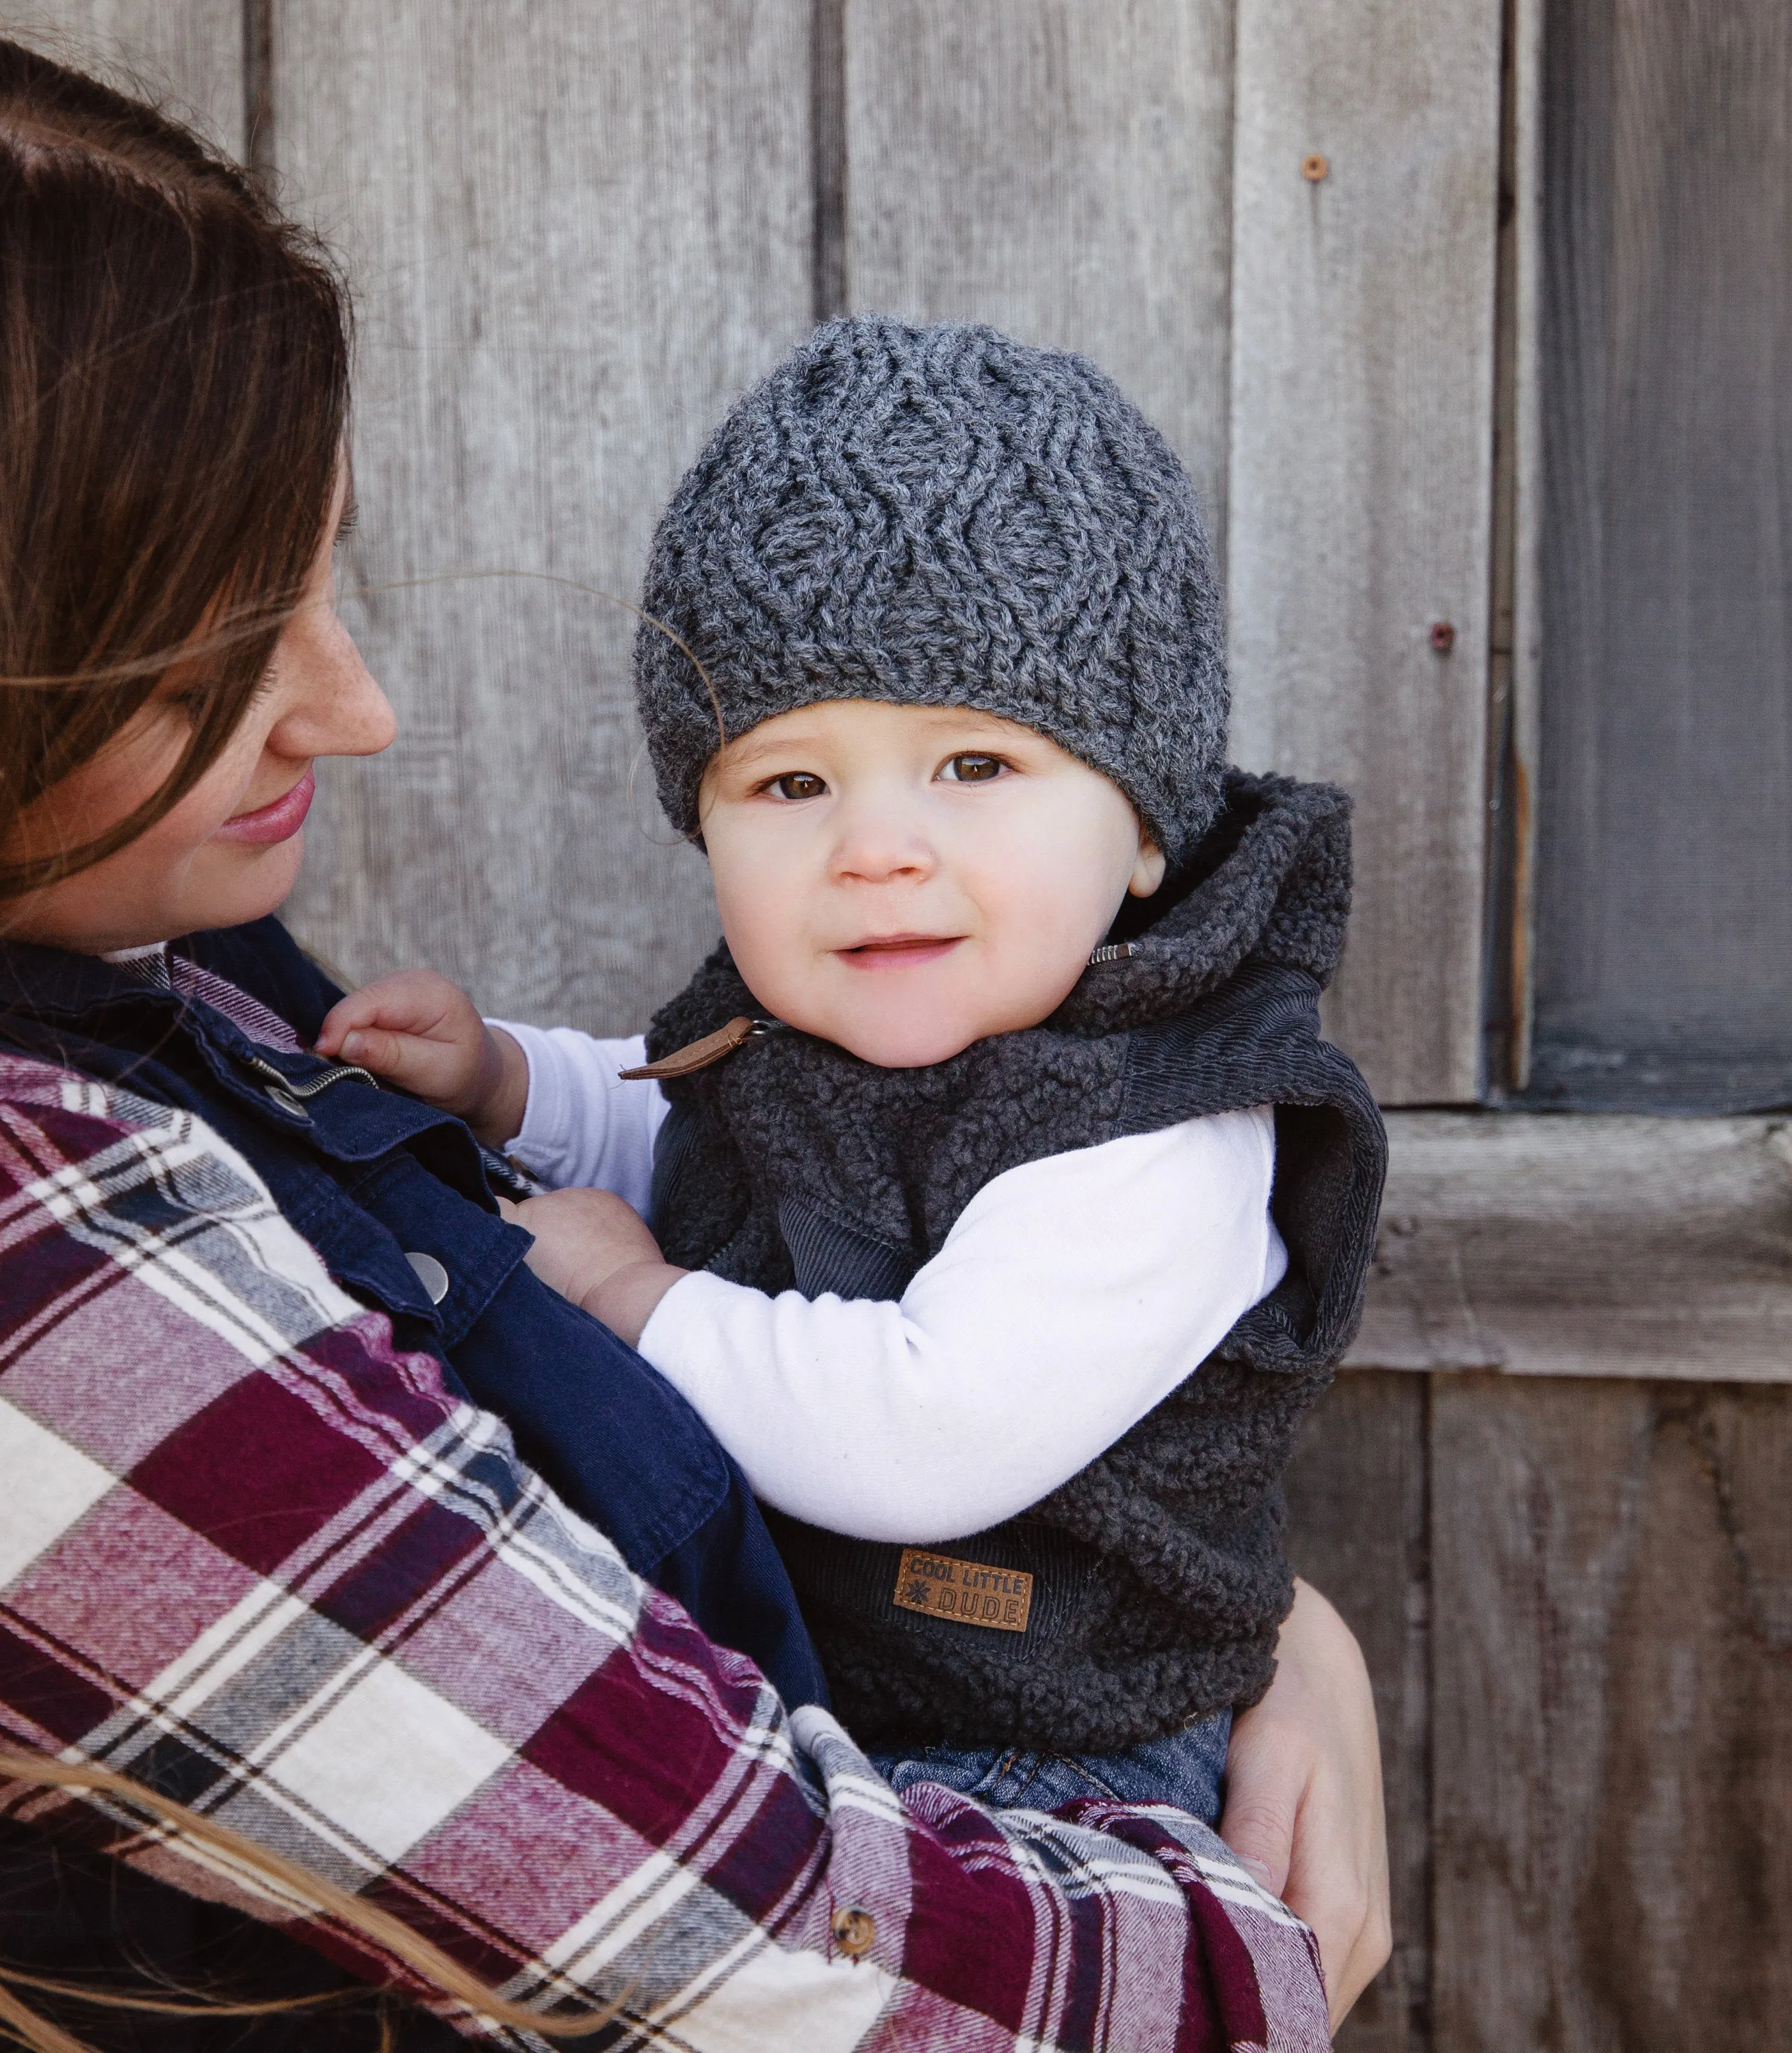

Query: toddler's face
<box><xmin>697</xmin><ymin>699</ymin><xmax>1165</xmax><ymax>1067</ymax></box>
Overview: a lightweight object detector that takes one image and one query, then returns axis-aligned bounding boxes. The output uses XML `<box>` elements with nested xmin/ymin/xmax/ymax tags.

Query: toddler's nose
<box><xmin>828</xmin><ymin>800</ymin><xmax>937</xmax><ymax>886</ymax></box>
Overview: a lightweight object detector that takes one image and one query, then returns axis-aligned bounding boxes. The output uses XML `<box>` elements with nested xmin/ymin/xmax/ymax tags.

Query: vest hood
<box><xmin>1052</xmin><ymin>768</ymin><xmax>1351</xmax><ymax>1033</ymax></box>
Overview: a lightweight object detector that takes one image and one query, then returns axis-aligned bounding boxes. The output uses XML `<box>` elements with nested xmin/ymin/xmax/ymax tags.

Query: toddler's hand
<box><xmin>315</xmin><ymin>969</ymin><xmax>528</xmax><ymax>1146</ymax></box>
<box><xmin>497</xmin><ymin>1188</ymin><xmax>687</xmax><ymax>1346</ymax></box>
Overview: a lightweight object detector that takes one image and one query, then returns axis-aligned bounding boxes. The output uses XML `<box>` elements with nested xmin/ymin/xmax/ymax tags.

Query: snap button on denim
<box><xmin>405</xmin><ymin>1252</ymin><xmax>451</xmax><ymax>1304</ymax></box>
<box><xmin>263</xmin><ymin>1083</ymin><xmax>311</xmax><ymax>1122</ymax></box>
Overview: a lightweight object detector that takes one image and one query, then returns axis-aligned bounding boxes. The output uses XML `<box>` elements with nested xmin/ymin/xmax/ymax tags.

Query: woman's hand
<box><xmin>316</xmin><ymin>969</ymin><xmax>528</xmax><ymax>1146</ymax></box>
<box><xmin>497</xmin><ymin>1188</ymin><xmax>688</xmax><ymax>1345</ymax></box>
<box><xmin>1219</xmin><ymin>1578</ymin><xmax>1391</xmax><ymax>2030</ymax></box>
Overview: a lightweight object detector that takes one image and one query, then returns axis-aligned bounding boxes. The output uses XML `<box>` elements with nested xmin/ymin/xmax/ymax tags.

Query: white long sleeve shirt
<box><xmin>496</xmin><ymin>1020</ymin><xmax>1287</xmax><ymax>1546</ymax></box>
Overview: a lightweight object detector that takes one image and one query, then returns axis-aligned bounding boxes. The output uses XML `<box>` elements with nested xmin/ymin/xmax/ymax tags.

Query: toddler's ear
<box><xmin>1129</xmin><ymin>834</ymin><xmax>1167</xmax><ymax>899</ymax></box>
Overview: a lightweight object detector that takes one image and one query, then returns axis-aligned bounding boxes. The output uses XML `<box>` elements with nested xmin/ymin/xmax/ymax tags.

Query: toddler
<box><xmin>320</xmin><ymin>318</ymin><xmax>1386</xmax><ymax>1822</ymax></box>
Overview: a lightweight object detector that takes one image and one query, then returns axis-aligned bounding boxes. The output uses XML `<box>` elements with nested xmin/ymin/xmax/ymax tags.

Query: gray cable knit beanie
<box><xmin>634</xmin><ymin>315</ymin><xmax>1229</xmax><ymax>867</ymax></box>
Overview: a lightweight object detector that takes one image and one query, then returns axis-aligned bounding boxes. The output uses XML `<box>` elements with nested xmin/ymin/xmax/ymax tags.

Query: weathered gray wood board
<box><xmin>1292</xmin><ymin>1372</ymin><xmax>1792</xmax><ymax>2050</ymax></box>
<box><xmin>1531</xmin><ymin>0</ymin><xmax>1792</xmax><ymax>1113</ymax></box>
<box><xmin>842</xmin><ymin>0</ymin><xmax>1236</xmax><ymax>555</ymax></box>
<box><xmin>1430</xmin><ymin>1376</ymin><xmax>1792</xmax><ymax>2050</ymax></box>
<box><xmin>1284</xmin><ymin>1374</ymin><xmax>1430</xmax><ymax>2053</ymax></box>
<box><xmin>1</xmin><ymin>0</ymin><xmax>240</xmax><ymax>151</ymax></box>
<box><xmin>1351</xmin><ymin>1112</ymin><xmax>1792</xmax><ymax>1382</ymax></box>
<box><xmin>274</xmin><ymin>3</ymin><xmax>814</xmax><ymax>1032</ymax></box>
<box><xmin>1228</xmin><ymin>0</ymin><xmax>1504</xmax><ymax>1105</ymax></box>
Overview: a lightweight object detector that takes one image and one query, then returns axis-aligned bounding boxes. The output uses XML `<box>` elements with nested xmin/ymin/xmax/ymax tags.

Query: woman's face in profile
<box><xmin>3</xmin><ymin>472</ymin><xmax>395</xmax><ymax>953</ymax></box>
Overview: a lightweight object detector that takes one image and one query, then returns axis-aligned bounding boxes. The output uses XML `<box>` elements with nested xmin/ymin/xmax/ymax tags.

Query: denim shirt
<box><xmin>0</xmin><ymin>916</ymin><xmax>827</xmax><ymax>1714</ymax></box>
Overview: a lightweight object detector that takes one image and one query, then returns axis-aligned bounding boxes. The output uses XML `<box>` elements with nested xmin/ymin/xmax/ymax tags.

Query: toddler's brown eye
<box><xmin>942</xmin><ymin>753</ymin><xmax>1003</xmax><ymax>784</ymax></box>
<box><xmin>771</xmin><ymin>771</ymin><xmax>827</xmax><ymax>801</ymax></box>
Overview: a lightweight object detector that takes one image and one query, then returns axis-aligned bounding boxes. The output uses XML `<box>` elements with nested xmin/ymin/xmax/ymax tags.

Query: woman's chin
<box><xmin>188</xmin><ymin>832</ymin><xmax>307</xmax><ymax>931</ymax></box>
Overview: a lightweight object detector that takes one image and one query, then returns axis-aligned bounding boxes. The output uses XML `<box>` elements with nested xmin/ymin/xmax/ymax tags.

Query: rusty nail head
<box><xmin>832</xmin><ymin>1905</ymin><xmax>877</xmax><ymax>1957</ymax></box>
<box><xmin>1301</xmin><ymin>154</ymin><xmax>1329</xmax><ymax>182</ymax></box>
<box><xmin>1429</xmin><ymin>621</ymin><xmax>1457</xmax><ymax>654</ymax></box>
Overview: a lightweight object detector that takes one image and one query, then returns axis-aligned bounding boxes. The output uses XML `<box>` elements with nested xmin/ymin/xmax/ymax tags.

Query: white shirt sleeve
<box><xmin>486</xmin><ymin>1020</ymin><xmax>671</xmax><ymax>1217</ymax></box>
<box><xmin>636</xmin><ymin>1106</ymin><xmax>1288</xmax><ymax>1544</ymax></box>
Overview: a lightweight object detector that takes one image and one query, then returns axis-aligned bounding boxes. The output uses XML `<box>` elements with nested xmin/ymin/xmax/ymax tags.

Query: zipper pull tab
<box><xmin>619</xmin><ymin>1016</ymin><xmax>775</xmax><ymax>1081</ymax></box>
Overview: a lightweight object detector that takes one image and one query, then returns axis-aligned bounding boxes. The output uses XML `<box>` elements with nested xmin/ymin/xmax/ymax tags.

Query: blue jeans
<box><xmin>868</xmin><ymin>1709</ymin><xmax>1231</xmax><ymax>1823</ymax></box>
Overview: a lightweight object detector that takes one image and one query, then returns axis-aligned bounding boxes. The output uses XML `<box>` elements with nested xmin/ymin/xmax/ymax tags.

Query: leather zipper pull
<box><xmin>619</xmin><ymin>1015</ymin><xmax>768</xmax><ymax>1081</ymax></box>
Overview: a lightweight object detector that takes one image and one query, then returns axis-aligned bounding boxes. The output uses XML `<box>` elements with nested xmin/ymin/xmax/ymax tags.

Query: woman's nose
<box><xmin>270</xmin><ymin>609</ymin><xmax>396</xmax><ymax>762</ymax></box>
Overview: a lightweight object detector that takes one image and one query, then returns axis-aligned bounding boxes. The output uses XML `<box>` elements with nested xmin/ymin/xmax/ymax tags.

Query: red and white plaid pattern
<box><xmin>0</xmin><ymin>1050</ymin><xmax>1327</xmax><ymax>2049</ymax></box>
<box><xmin>107</xmin><ymin>939</ymin><xmax>305</xmax><ymax>1050</ymax></box>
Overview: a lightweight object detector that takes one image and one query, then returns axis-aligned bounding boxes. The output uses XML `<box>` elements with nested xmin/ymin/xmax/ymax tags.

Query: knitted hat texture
<box><xmin>634</xmin><ymin>315</ymin><xmax>1229</xmax><ymax>866</ymax></box>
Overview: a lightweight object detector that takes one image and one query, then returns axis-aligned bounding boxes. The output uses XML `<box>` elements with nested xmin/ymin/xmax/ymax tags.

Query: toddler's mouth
<box><xmin>837</xmin><ymin>933</ymin><xmax>964</xmax><ymax>968</ymax></box>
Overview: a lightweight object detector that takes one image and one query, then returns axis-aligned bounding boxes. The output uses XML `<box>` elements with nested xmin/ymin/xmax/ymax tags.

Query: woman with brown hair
<box><xmin>0</xmin><ymin>38</ymin><xmax>1388</xmax><ymax>2050</ymax></box>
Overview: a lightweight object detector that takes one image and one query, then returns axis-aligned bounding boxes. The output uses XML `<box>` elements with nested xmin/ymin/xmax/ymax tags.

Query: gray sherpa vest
<box><xmin>645</xmin><ymin>770</ymin><xmax>1386</xmax><ymax>1753</ymax></box>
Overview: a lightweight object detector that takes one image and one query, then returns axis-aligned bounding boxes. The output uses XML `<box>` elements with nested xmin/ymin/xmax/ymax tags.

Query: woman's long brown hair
<box><xmin>0</xmin><ymin>1751</ymin><xmax>621</xmax><ymax>2047</ymax></box>
<box><xmin>0</xmin><ymin>36</ymin><xmax>348</xmax><ymax>900</ymax></box>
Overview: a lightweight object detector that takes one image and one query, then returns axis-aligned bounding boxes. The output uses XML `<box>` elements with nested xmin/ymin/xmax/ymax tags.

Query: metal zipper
<box><xmin>242</xmin><ymin>1052</ymin><xmax>380</xmax><ymax>1119</ymax></box>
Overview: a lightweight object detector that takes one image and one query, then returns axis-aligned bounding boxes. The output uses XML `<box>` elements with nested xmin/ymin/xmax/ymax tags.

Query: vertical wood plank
<box><xmin>3</xmin><ymin>0</ymin><xmax>242</xmax><ymax>152</ymax></box>
<box><xmin>843</xmin><ymin>0</ymin><xmax>1235</xmax><ymax>548</ymax></box>
<box><xmin>1431</xmin><ymin>1376</ymin><xmax>1792</xmax><ymax>2050</ymax></box>
<box><xmin>1285</xmin><ymin>1373</ymin><xmax>1431</xmax><ymax>2053</ymax></box>
<box><xmin>1529</xmin><ymin>0</ymin><xmax>1792</xmax><ymax>1111</ymax></box>
<box><xmin>273</xmin><ymin>3</ymin><xmax>814</xmax><ymax>1031</ymax></box>
<box><xmin>1228</xmin><ymin>0</ymin><xmax>1504</xmax><ymax>1103</ymax></box>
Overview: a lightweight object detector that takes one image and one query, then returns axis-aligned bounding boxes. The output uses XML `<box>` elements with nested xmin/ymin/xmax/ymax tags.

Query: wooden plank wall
<box><xmin>1289</xmin><ymin>1371</ymin><xmax>1792</xmax><ymax>2053</ymax></box>
<box><xmin>272</xmin><ymin>3</ymin><xmax>815</xmax><ymax>1033</ymax></box>
<box><xmin>1351</xmin><ymin>1113</ymin><xmax>1792</xmax><ymax>1382</ymax></box>
<box><xmin>1430</xmin><ymin>1378</ymin><xmax>1792</xmax><ymax>2050</ymax></box>
<box><xmin>3</xmin><ymin>0</ymin><xmax>240</xmax><ymax>148</ymax></box>
<box><xmin>843</xmin><ymin>0</ymin><xmax>1236</xmax><ymax>548</ymax></box>
<box><xmin>1284</xmin><ymin>1375</ymin><xmax>1432</xmax><ymax>2053</ymax></box>
<box><xmin>848</xmin><ymin>0</ymin><xmax>1505</xmax><ymax>1106</ymax></box>
<box><xmin>4</xmin><ymin>0</ymin><xmax>1508</xmax><ymax>1096</ymax></box>
<box><xmin>1529</xmin><ymin>0</ymin><xmax>1792</xmax><ymax>1111</ymax></box>
<box><xmin>1228</xmin><ymin>0</ymin><xmax>1504</xmax><ymax>1104</ymax></box>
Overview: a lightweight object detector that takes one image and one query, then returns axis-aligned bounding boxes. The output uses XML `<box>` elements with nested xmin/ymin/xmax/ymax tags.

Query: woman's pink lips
<box><xmin>215</xmin><ymin>768</ymin><xmax>315</xmax><ymax>845</ymax></box>
<box><xmin>837</xmin><ymin>934</ymin><xmax>963</xmax><ymax>968</ymax></box>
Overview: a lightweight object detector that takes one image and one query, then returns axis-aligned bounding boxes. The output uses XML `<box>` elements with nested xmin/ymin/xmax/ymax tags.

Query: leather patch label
<box><xmin>893</xmin><ymin>1549</ymin><xmax>1033</xmax><ymax>1633</ymax></box>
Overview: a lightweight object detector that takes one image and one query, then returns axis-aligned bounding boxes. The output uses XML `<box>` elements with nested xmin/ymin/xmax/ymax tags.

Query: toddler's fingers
<box><xmin>316</xmin><ymin>968</ymin><xmax>471</xmax><ymax>1056</ymax></box>
<box><xmin>315</xmin><ymin>993</ymin><xmax>378</xmax><ymax>1057</ymax></box>
<box><xmin>333</xmin><ymin>1022</ymin><xmax>477</xmax><ymax>1109</ymax></box>
<box><xmin>328</xmin><ymin>1020</ymin><xmax>423</xmax><ymax>1081</ymax></box>
<box><xmin>315</xmin><ymin>971</ymin><xmax>514</xmax><ymax>1129</ymax></box>
<box><xmin>317</xmin><ymin>978</ymin><xmax>426</xmax><ymax>1055</ymax></box>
